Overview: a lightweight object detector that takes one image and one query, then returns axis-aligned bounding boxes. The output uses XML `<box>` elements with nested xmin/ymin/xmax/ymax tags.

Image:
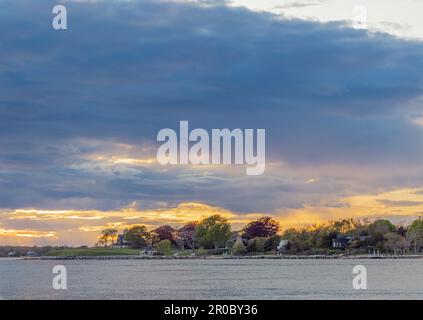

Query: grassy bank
<box><xmin>45</xmin><ymin>247</ymin><xmax>141</xmax><ymax>257</ymax></box>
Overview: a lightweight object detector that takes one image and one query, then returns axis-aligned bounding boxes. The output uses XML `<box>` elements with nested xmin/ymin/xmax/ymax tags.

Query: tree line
<box><xmin>97</xmin><ymin>215</ymin><xmax>423</xmax><ymax>255</ymax></box>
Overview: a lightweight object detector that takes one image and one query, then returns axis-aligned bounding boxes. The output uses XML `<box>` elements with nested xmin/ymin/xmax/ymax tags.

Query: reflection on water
<box><xmin>0</xmin><ymin>258</ymin><xmax>422</xmax><ymax>299</ymax></box>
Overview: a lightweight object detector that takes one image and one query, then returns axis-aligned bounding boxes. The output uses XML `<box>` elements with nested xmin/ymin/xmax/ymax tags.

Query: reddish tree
<box><xmin>178</xmin><ymin>222</ymin><xmax>198</xmax><ymax>249</ymax></box>
<box><xmin>242</xmin><ymin>216</ymin><xmax>280</xmax><ymax>239</ymax></box>
<box><xmin>152</xmin><ymin>225</ymin><xmax>176</xmax><ymax>243</ymax></box>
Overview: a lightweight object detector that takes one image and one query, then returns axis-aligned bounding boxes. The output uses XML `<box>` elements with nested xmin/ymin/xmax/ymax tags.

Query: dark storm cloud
<box><xmin>1</xmin><ymin>0</ymin><xmax>423</xmax><ymax>211</ymax></box>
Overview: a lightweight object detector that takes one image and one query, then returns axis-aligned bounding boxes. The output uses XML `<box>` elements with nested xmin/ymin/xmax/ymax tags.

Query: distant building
<box><xmin>143</xmin><ymin>249</ymin><xmax>158</xmax><ymax>256</ymax></box>
<box><xmin>359</xmin><ymin>235</ymin><xmax>371</xmax><ymax>242</ymax></box>
<box><xmin>228</xmin><ymin>231</ymin><xmax>242</xmax><ymax>247</ymax></box>
<box><xmin>113</xmin><ymin>229</ymin><xmax>131</xmax><ymax>248</ymax></box>
<box><xmin>277</xmin><ymin>239</ymin><xmax>290</xmax><ymax>252</ymax></box>
<box><xmin>332</xmin><ymin>236</ymin><xmax>352</xmax><ymax>249</ymax></box>
<box><xmin>25</xmin><ymin>250</ymin><xmax>38</xmax><ymax>257</ymax></box>
<box><xmin>7</xmin><ymin>251</ymin><xmax>16</xmax><ymax>257</ymax></box>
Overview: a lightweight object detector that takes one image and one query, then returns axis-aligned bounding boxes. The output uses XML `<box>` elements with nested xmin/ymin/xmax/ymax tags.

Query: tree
<box><xmin>330</xmin><ymin>218</ymin><xmax>362</xmax><ymax>235</ymax></box>
<box><xmin>246</xmin><ymin>239</ymin><xmax>257</xmax><ymax>253</ymax></box>
<box><xmin>178</xmin><ymin>222</ymin><xmax>198</xmax><ymax>250</ymax></box>
<box><xmin>367</xmin><ymin>219</ymin><xmax>396</xmax><ymax>250</ymax></box>
<box><xmin>255</xmin><ymin>237</ymin><xmax>268</xmax><ymax>252</ymax></box>
<box><xmin>281</xmin><ymin>228</ymin><xmax>313</xmax><ymax>252</ymax></box>
<box><xmin>368</xmin><ymin>219</ymin><xmax>396</xmax><ymax>236</ymax></box>
<box><xmin>397</xmin><ymin>226</ymin><xmax>407</xmax><ymax>237</ymax></box>
<box><xmin>246</xmin><ymin>237</ymin><xmax>268</xmax><ymax>252</ymax></box>
<box><xmin>384</xmin><ymin>232</ymin><xmax>409</xmax><ymax>255</ymax></box>
<box><xmin>407</xmin><ymin>219</ymin><xmax>423</xmax><ymax>253</ymax></box>
<box><xmin>264</xmin><ymin>234</ymin><xmax>282</xmax><ymax>252</ymax></box>
<box><xmin>195</xmin><ymin>215</ymin><xmax>232</xmax><ymax>249</ymax></box>
<box><xmin>98</xmin><ymin>229</ymin><xmax>118</xmax><ymax>247</ymax></box>
<box><xmin>152</xmin><ymin>225</ymin><xmax>176</xmax><ymax>243</ymax></box>
<box><xmin>242</xmin><ymin>216</ymin><xmax>280</xmax><ymax>240</ymax></box>
<box><xmin>155</xmin><ymin>240</ymin><xmax>172</xmax><ymax>256</ymax></box>
<box><xmin>124</xmin><ymin>225</ymin><xmax>151</xmax><ymax>248</ymax></box>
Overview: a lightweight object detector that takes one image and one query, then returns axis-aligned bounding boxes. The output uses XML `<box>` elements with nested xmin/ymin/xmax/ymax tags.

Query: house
<box><xmin>25</xmin><ymin>250</ymin><xmax>39</xmax><ymax>257</ymax></box>
<box><xmin>277</xmin><ymin>239</ymin><xmax>290</xmax><ymax>252</ymax></box>
<box><xmin>113</xmin><ymin>229</ymin><xmax>131</xmax><ymax>248</ymax></box>
<box><xmin>143</xmin><ymin>249</ymin><xmax>158</xmax><ymax>256</ymax></box>
<box><xmin>226</xmin><ymin>231</ymin><xmax>243</xmax><ymax>246</ymax></box>
<box><xmin>359</xmin><ymin>235</ymin><xmax>371</xmax><ymax>242</ymax></box>
<box><xmin>332</xmin><ymin>236</ymin><xmax>352</xmax><ymax>249</ymax></box>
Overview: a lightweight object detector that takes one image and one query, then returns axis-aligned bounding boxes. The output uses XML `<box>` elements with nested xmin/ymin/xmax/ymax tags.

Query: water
<box><xmin>0</xmin><ymin>258</ymin><xmax>422</xmax><ymax>299</ymax></box>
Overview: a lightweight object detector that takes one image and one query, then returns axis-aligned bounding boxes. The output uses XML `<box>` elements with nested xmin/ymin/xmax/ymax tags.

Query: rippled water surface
<box><xmin>0</xmin><ymin>258</ymin><xmax>422</xmax><ymax>299</ymax></box>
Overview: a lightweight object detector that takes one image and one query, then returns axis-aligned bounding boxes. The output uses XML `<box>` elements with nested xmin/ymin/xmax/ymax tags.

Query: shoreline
<box><xmin>24</xmin><ymin>254</ymin><xmax>423</xmax><ymax>261</ymax></box>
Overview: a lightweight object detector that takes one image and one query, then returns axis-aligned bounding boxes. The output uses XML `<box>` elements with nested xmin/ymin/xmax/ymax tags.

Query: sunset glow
<box><xmin>1</xmin><ymin>186</ymin><xmax>422</xmax><ymax>245</ymax></box>
<box><xmin>1</xmin><ymin>0</ymin><xmax>423</xmax><ymax>248</ymax></box>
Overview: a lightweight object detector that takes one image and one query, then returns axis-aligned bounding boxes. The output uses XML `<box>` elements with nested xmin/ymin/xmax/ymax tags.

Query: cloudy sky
<box><xmin>1</xmin><ymin>0</ymin><xmax>423</xmax><ymax>245</ymax></box>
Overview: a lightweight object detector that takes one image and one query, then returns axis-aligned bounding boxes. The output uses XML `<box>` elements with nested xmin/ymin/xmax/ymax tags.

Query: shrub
<box><xmin>246</xmin><ymin>239</ymin><xmax>256</xmax><ymax>252</ymax></box>
<box><xmin>264</xmin><ymin>235</ymin><xmax>281</xmax><ymax>252</ymax></box>
<box><xmin>254</xmin><ymin>237</ymin><xmax>268</xmax><ymax>252</ymax></box>
<box><xmin>155</xmin><ymin>239</ymin><xmax>172</xmax><ymax>256</ymax></box>
<box><xmin>195</xmin><ymin>247</ymin><xmax>208</xmax><ymax>256</ymax></box>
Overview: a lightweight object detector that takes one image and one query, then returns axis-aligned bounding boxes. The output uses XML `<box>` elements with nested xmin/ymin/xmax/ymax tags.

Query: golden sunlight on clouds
<box><xmin>306</xmin><ymin>178</ymin><xmax>317</xmax><ymax>184</ymax></box>
<box><xmin>92</xmin><ymin>156</ymin><xmax>157</xmax><ymax>166</ymax></box>
<box><xmin>274</xmin><ymin>188</ymin><xmax>423</xmax><ymax>229</ymax></box>
<box><xmin>1</xmin><ymin>188</ymin><xmax>422</xmax><ymax>246</ymax></box>
<box><xmin>0</xmin><ymin>203</ymin><xmax>257</xmax><ymax>246</ymax></box>
<box><xmin>0</xmin><ymin>228</ymin><xmax>56</xmax><ymax>238</ymax></box>
<box><xmin>9</xmin><ymin>203</ymin><xmax>236</xmax><ymax>222</ymax></box>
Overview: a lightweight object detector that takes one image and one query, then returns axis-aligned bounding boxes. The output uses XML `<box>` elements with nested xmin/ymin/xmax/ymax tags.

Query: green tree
<box><xmin>195</xmin><ymin>215</ymin><xmax>232</xmax><ymax>249</ymax></box>
<box><xmin>253</xmin><ymin>237</ymin><xmax>268</xmax><ymax>252</ymax></box>
<box><xmin>246</xmin><ymin>238</ymin><xmax>257</xmax><ymax>253</ymax></box>
<box><xmin>155</xmin><ymin>239</ymin><xmax>172</xmax><ymax>256</ymax></box>
<box><xmin>124</xmin><ymin>225</ymin><xmax>151</xmax><ymax>248</ymax></box>
<box><xmin>264</xmin><ymin>234</ymin><xmax>281</xmax><ymax>252</ymax></box>
<box><xmin>407</xmin><ymin>219</ymin><xmax>423</xmax><ymax>253</ymax></box>
<box><xmin>368</xmin><ymin>219</ymin><xmax>396</xmax><ymax>236</ymax></box>
<box><xmin>367</xmin><ymin>219</ymin><xmax>397</xmax><ymax>250</ymax></box>
<box><xmin>282</xmin><ymin>228</ymin><xmax>310</xmax><ymax>252</ymax></box>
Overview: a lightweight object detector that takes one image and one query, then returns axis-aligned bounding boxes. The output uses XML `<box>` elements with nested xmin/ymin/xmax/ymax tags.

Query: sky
<box><xmin>1</xmin><ymin>0</ymin><xmax>423</xmax><ymax>245</ymax></box>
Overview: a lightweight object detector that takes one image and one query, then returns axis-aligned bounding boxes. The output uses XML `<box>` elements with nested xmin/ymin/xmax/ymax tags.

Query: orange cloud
<box><xmin>0</xmin><ymin>203</ymin><xmax>258</xmax><ymax>246</ymax></box>
<box><xmin>272</xmin><ymin>188</ymin><xmax>423</xmax><ymax>229</ymax></box>
<box><xmin>1</xmin><ymin>188</ymin><xmax>423</xmax><ymax>246</ymax></box>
